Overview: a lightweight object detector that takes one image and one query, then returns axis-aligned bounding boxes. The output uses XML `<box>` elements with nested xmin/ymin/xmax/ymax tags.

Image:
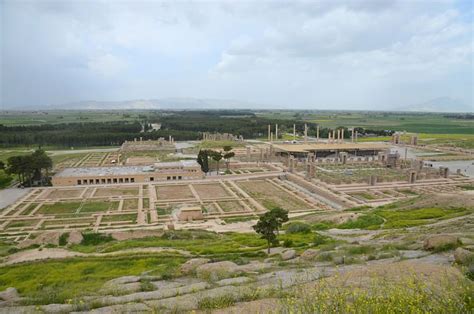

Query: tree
<box><xmin>6</xmin><ymin>149</ymin><xmax>52</xmax><ymax>186</ymax></box>
<box><xmin>209</xmin><ymin>150</ymin><xmax>223</xmax><ymax>174</ymax></box>
<box><xmin>31</xmin><ymin>149</ymin><xmax>52</xmax><ymax>183</ymax></box>
<box><xmin>0</xmin><ymin>161</ymin><xmax>5</xmax><ymax>170</ymax></box>
<box><xmin>253</xmin><ymin>207</ymin><xmax>289</xmax><ymax>254</ymax></box>
<box><xmin>270</xmin><ymin>207</ymin><xmax>289</xmax><ymax>235</ymax></box>
<box><xmin>223</xmin><ymin>146</ymin><xmax>235</xmax><ymax>171</ymax></box>
<box><xmin>197</xmin><ymin>150</ymin><xmax>210</xmax><ymax>173</ymax></box>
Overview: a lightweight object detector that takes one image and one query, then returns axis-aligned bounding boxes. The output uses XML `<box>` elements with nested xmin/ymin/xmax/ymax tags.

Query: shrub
<box><xmin>311</xmin><ymin>222</ymin><xmax>333</xmax><ymax>230</ymax></box>
<box><xmin>80</xmin><ymin>233</ymin><xmax>113</xmax><ymax>246</ymax></box>
<box><xmin>313</xmin><ymin>234</ymin><xmax>329</xmax><ymax>246</ymax></box>
<box><xmin>283</xmin><ymin>239</ymin><xmax>294</xmax><ymax>247</ymax></box>
<box><xmin>346</xmin><ymin>245</ymin><xmax>376</xmax><ymax>255</ymax></box>
<box><xmin>337</xmin><ymin>214</ymin><xmax>383</xmax><ymax>229</ymax></box>
<box><xmin>198</xmin><ymin>295</ymin><xmax>235</xmax><ymax>309</ymax></box>
<box><xmin>286</xmin><ymin>222</ymin><xmax>312</xmax><ymax>234</ymax></box>
<box><xmin>59</xmin><ymin>233</ymin><xmax>69</xmax><ymax>246</ymax></box>
<box><xmin>140</xmin><ymin>279</ymin><xmax>154</xmax><ymax>292</ymax></box>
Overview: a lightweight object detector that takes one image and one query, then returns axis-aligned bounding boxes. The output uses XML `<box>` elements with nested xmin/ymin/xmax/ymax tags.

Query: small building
<box><xmin>52</xmin><ymin>160</ymin><xmax>204</xmax><ymax>186</ymax></box>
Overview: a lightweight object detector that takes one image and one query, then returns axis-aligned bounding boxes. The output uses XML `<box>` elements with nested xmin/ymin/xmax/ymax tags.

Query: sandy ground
<box><xmin>0</xmin><ymin>188</ymin><xmax>32</xmax><ymax>210</ymax></box>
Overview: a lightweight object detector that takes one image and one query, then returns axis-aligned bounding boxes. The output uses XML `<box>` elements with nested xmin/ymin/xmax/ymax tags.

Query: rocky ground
<box><xmin>0</xmin><ymin>194</ymin><xmax>473</xmax><ymax>313</ymax></box>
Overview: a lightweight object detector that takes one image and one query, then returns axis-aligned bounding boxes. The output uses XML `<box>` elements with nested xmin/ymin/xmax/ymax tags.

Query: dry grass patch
<box><xmin>217</xmin><ymin>201</ymin><xmax>246</xmax><ymax>212</ymax></box>
<box><xmin>156</xmin><ymin>185</ymin><xmax>195</xmax><ymax>200</ymax></box>
<box><xmin>238</xmin><ymin>180</ymin><xmax>309</xmax><ymax>211</ymax></box>
<box><xmin>94</xmin><ymin>188</ymin><xmax>139</xmax><ymax>197</ymax></box>
<box><xmin>123</xmin><ymin>198</ymin><xmax>139</xmax><ymax>210</ymax></box>
<box><xmin>193</xmin><ymin>183</ymin><xmax>230</xmax><ymax>199</ymax></box>
<box><xmin>46</xmin><ymin>189</ymin><xmax>83</xmax><ymax>199</ymax></box>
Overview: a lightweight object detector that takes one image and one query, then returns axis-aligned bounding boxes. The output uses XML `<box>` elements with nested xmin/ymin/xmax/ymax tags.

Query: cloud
<box><xmin>87</xmin><ymin>54</ymin><xmax>127</xmax><ymax>77</ymax></box>
<box><xmin>0</xmin><ymin>0</ymin><xmax>472</xmax><ymax>110</ymax></box>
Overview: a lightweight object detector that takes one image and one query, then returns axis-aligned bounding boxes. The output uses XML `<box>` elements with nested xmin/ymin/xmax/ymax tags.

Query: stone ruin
<box><xmin>202</xmin><ymin>132</ymin><xmax>243</xmax><ymax>142</ymax></box>
<box><xmin>120</xmin><ymin>137</ymin><xmax>175</xmax><ymax>152</ymax></box>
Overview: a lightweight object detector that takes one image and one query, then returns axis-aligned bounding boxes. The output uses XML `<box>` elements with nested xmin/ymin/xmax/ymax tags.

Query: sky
<box><xmin>0</xmin><ymin>0</ymin><xmax>473</xmax><ymax>111</ymax></box>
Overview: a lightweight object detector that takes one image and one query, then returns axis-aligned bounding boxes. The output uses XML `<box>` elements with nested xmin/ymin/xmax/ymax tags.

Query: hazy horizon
<box><xmin>1</xmin><ymin>0</ymin><xmax>473</xmax><ymax>112</ymax></box>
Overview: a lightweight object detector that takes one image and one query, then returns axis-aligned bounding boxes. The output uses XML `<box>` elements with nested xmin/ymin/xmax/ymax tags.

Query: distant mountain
<box><xmin>399</xmin><ymin>97</ymin><xmax>472</xmax><ymax>113</ymax></box>
<box><xmin>47</xmin><ymin>98</ymin><xmax>268</xmax><ymax>110</ymax></box>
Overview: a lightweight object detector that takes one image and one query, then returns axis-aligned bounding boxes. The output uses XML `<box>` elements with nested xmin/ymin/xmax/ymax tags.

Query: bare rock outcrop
<box><xmin>180</xmin><ymin>258</ymin><xmax>210</xmax><ymax>275</ymax></box>
<box><xmin>195</xmin><ymin>261</ymin><xmax>239</xmax><ymax>281</ymax></box>
<box><xmin>280</xmin><ymin>249</ymin><xmax>296</xmax><ymax>261</ymax></box>
<box><xmin>300</xmin><ymin>249</ymin><xmax>320</xmax><ymax>261</ymax></box>
<box><xmin>454</xmin><ymin>247</ymin><xmax>473</xmax><ymax>265</ymax></box>
<box><xmin>423</xmin><ymin>235</ymin><xmax>458</xmax><ymax>251</ymax></box>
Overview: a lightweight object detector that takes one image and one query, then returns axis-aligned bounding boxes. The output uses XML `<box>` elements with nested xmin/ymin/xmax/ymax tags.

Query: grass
<box><xmin>281</xmin><ymin>272</ymin><xmax>473</xmax><ymax>313</ymax></box>
<box><xmin>37</xmin><ymin>202</ymin><xmax>81</xmax><ymax>215</ymax></box>
<box><xmin>80</xmin><ymin>201</ymin><xmax>117</xmax><ymax>213</ymax></box>
<box><xmin>198</xmin><ymin>295</ymin><xmax>236</xmax><ymax>309</ymax></box>
<box><xmin>351</xmin><ymin>192</ymin><xmax>376</xmax><ymax>200</ymax></box>
<box><xmin>377</xmin><ymin>207</ymin><xmax>469</xmax><ymax>229</ymax></box>
<box><xmin>69</xmin><ymin>230</ymin><xmax>267</xmax><ymax>256</ymax></box>
<box><xmin>337</xmin><ymin>214</ymin><xmax>384</xmax><ymax>230</ymax></box>
<box><xmin>460</xmin><ymin>185</ymin><xmax>474</xmax><ymax>191</ymax></box>
<box><xmin>101</xmin><ymin>214</ymin><xmax>137</xmax><ymax>223</ymax></box>
<box><xmin>0</xmin><ymin>254</ymin><xmax>185</xmax><ymax>304</ymax></box>
<box><xmin>6</xmin><ymin>220</ymin><xmax>39</xmax><ymax>228</ymax></box>
<box><xmin>80</xmin><ymin>233</ymin><xmax>113</xmax><ymax>246</ymax></box>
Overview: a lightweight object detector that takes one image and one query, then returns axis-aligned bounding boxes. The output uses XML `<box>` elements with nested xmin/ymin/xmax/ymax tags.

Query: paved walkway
<box><xmin>0</xmin><ymin>188</ymin><xmax>32</xmax><ymax>210</ymax></box>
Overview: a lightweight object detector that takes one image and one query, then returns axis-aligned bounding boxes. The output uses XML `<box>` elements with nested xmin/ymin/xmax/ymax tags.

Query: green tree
<box><xmin>31</xmin><ymin>149</ymin><xmax>52</xmax><ymax>182</ymax></box>
<box><xmin>270</xmin><ymin>207</ymin><xmax>289</xmax><ymax>235</ymax></box>
<box><xmin>197</xmin><ymin>150</ymin><xmax>210</xmax><ymax>173</ymax></box>
<box><xmin>253</xmin><ymin>207</ymin><xmax>289</xmax><ymax>254</ymax></box>
<box><xmin>6</xmin><ymin>149</ymin><xmax>52</xmax><ymax>186</ymax></box>
<box><xmin>223</xmin><ymin>146</ymin><xmax>235</xmax><ymax>171</ymax></box>
<box><xmin>209</xmin><ymin>150</ymin><xmax>223</xmax><ymax>174</ymax></box>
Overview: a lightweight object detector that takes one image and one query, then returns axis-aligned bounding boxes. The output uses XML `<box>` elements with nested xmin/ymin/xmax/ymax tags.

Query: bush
<box><xmin>283</xmin><ymin>239</ymin><xmax>294</xmax><ymax>247</ymax></box>
<box><xmin>198</xmin><ymin>295</ymin><xmax>235</xmax><ymax>309</ymax></box>
<box><xmin>346</xmin><ymin>245</ymin><xmax>376</xmax><ymax>255</ymax></box>
<box><xmin>311</xmin><ymin>222</ymin><xmax>333</xmax><ymax>230</ymax></box>
<box><xmin>59</xmin><ymin>233</ymin><xmax>69</xmax><ymax>246</ymax></box>
<box><xmin>337</xmin><ymin>214</ymin><xmax>383</xmax><ymax>229</ymax></box>
<box><xmin>80</xmin><ymin>233</ymin><xmax>113</xmax><ymax>246</ymax></box>
<box><xmin>313</xmin><ymin>234</ymin><xmax>329</xmax><ymax>246</ymax></box>
<box><xmin>286</xmin><ymin>222</ymin><xmax>312</xmax><ymax>234</ymax></box>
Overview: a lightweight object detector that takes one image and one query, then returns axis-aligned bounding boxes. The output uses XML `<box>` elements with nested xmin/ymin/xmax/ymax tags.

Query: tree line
<box><xmin>0</xmin><ymin>111</ymin><xmax>394</xmax><ymax>148</ymax></box>
<box><xmin>5</xmin><ymin>149</ymin><xmax>53</xmax><ymax>187</ymax></box>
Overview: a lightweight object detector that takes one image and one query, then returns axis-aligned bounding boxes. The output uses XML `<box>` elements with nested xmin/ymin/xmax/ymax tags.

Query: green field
<box><xmin>0</xmin><ymin>111</ymin><xmax>142</xmax><ymax>126</ymax></box>
<box><xmin>257</xmin><ymin>111</ymin><xmax>473</xmax><ymax>135</ymax></box>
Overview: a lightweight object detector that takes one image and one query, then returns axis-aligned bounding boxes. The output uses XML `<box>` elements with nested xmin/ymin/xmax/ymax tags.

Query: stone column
<box><xmin>316</xmin><ymin>125</ymin><xmax>320</xmax><ymax>142</ymax></box>
<box><xmin>355</xmin><ymin>131</ymin><xmax>358</xmax><ymax>143</ymax></box>
<box><xmin>275</xmin><ymin>124</ymin><xmax>278</xmax><ymax>140</ymax></box>
<box><xmin>304</xmin><ymin>124</ymin><xmax>308</xmax><ymax>143</ymax></box>
<box><xmin>293</xmin><ymin>124</ymin><xmax>296</xmax><ymax>140</ymax></box>
<box><xmin>368</xmin><ymin>175</ymin><xmax>377</xmax><ymax>186</ymax></box>
<box><xmin>289</xmin><ymin>156</ymin><xmax>294</xmax><ymax>172</ymax></box>
<box><xmin>268</xmin><ymin>125</ymin><xmax>271</xmax><ymax>141</ymax></box>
